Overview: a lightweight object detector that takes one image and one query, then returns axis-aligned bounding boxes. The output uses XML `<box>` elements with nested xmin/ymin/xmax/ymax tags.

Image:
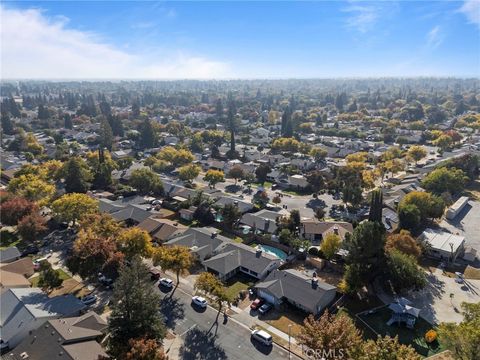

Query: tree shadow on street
<box><xmin>179</xmin><ymin>328</ymin><xmax>227</xmax><ymax>360</ymax></box>
<box><xmin>159</xmin><ymin>295</ymin><xmax>185</xmax><ymax>329</ymax></box>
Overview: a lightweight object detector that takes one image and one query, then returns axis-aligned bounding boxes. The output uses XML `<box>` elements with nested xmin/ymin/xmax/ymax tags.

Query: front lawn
<box><xmin>0</xmin><ymin>228</ymin><xmax>20</xmax><ymax>249</ymax></box>
<box><xmin>261</xmin><ymin>311</ymin><xmax>305</xmax><ymax>338</ymax></box>
<box><xmin>357</xmin><ymin>307</ymin><xmax>446</xmax><ymax>357</ymax></box>
<box><xmin>30</xmin><ymin>268</ymin><xmax>72</xmax><ymax>287</ymax></box>
<box><xmin>224</xmin><ymin>273</ymin><xmax>254</xmax><ymax>300</ymax></box>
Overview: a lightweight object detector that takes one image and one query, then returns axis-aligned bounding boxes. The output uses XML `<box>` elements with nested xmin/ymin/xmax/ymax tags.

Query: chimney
<box><xmin>312</xmin><ymin>272</ymin><xmax>318</xmax><ymax>289</ymax></box>
<box><xmin>333</xmin><ymin>226</ymin><xmax>339</xmax><ymax>235</ymax></box>
<box><xmin>211</xmin><ymin>232</ymin><xmax>217</xmax><ymax>239</ymax></box>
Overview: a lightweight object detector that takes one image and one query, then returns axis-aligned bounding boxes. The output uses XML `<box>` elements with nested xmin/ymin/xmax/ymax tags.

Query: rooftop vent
<box><xmin>333</xmin><ymin>226</ymin><xmax>339</xmax><ymax>235</ymax></box>
<box><xmin>20</xmin><ymin>352</ymin><xmax>29</xmax><ymax>359</ymax></box>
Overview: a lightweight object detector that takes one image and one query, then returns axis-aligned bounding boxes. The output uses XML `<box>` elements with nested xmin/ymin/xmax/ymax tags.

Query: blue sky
<box><xmin>1</xmin><ymin>1</ymin><xmax>479</xmax><ymax>79</ymax></box>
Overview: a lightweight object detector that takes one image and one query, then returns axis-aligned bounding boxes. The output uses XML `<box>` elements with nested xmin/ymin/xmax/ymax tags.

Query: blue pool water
<box><xmin>258</xmin><ymin>245</ymin><xmax>287</xmax><ymax>260</ymax></box>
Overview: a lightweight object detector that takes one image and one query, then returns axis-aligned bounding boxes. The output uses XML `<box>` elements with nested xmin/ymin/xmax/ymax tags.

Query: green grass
<box><xmin>224</xmin><ymin>273</ymin><xmax>255</xmax><ymax>300</ymax></box>
<box><xmin>357</xmin><ymin>307</ymin><xmax>446</xmax><ymax>357</ymax></box>
<box><xmin>0</xmin><ymin>228</ymin><xmax>20</xmax><ymax>249</ymax></box>
<box><xmin>252</xmin><ymin>182</ymin><xmax>272</xmax><ymax>188</ymax></box>
<box><xmin>30</xmin><ymin>268</ymin><xmax>72</xmax><ymax>287</ymax></box>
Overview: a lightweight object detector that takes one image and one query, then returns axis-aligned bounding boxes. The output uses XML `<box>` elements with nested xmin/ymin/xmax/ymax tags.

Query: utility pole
<box><xmin>288</xmin><ymin>324</ymin><xmax>292</xmax><ymax>360</ymax></box>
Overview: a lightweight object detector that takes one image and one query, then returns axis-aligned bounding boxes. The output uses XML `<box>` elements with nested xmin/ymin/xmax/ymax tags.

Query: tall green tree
<box><xmin>139</xmin><ymin>118</ymin><xmax>155</xmax><ymax>149</ymax></box>
<box><xmin>369</xmin><ymin>189</ymin><xmax>384</xmax><ymax>223</ymax></box>
<box><xmin>129</xmin><ymin>168</ymin><xmax>164</xmax><ymax>195</ymax></box>
<box><xmin>108</xmin><ymin>257</ymin><xmax>166</xmax><ymax>357</ymax></box>
<box><xmin>63</xmin><ymin>157</ymin><xmax>92</xmax><ymax>193</ymax></box>
<box><xmin>99</xmin><ymin>118</ymin><xmax>114</xmax><ymax>151</ymax></box>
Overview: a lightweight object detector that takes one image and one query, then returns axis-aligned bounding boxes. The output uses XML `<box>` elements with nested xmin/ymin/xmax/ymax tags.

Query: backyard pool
<box><xmin>258</xmin><ymin>244</ymin><xmax>287</xmax><ymax>260</ymax></box>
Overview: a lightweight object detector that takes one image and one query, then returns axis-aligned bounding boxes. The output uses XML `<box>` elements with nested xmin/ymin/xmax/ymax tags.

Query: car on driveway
<box><xmin>250</xmin><ymin>298</ymin><xmax>265</xmax><ymax>310</ymax></box>
<box><xmin>81</xmin><ymin>294</ymin><xmax>97</xmax><ymax>306</ymax></box>
<box><xmin>149</xmin><ymin>268</ymin><xmax>161</xmax><ymax>281</ymax></box>
<box><xmin>258</xmin><ymin>303</ymin><xmax>273</xmax><ymax>315</ymax></box>
<box><xmin>251</xmin><ymin>329</ymin><xmax>273</xmax><ymax>346</ymax></box>
<box><xmin>192</xmin><ymin>295</ymin><xmax>208</xmax><ymax>308</ymax></box>
<box><xmin>158</xmin><ymin>278</ymin><xmax>174</xmax><ymax>289</ymax></box>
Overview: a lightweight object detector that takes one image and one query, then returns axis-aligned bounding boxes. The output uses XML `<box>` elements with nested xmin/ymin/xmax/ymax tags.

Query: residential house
<box><xmin>255</xmin><ymin>269</ymin><xmax>336</xmax><ymax>314</ymax></box>
<box><xmin>0</xmin><ymin>258</ymin><xmax>34</xmax><ymax>289</ymax></box>
<box><xmin>240</xmin><ymin>209</ymin><xmax>282</xmax><ymax>234</ymax></box>
<box><xmin>137</xmin><ymin>217</ymin><xmax>187</xmax><ymax>243</ymax></box>
<box><xmin>202</xmin><ymin>242</ymin><xmax>281</xmax><ymax>281</ymax></box>
<box><xmin>288</xmin><ymin>174</ymin><xmax>309</xmax><ymax>189</ymax></box>
<box><xmin>4</xmin><ymin>312</ymin><xmax>107</xmax><ymax>360</ymax></box>
<box><xmin>0</xmin><ymin>288</ymin><xmax>86</xmax><ymax>350</ymax></box>
<box><xmin>300</xmin><ymin>220</ymin><xmax>353</xmax><ymax>243</ymax></box>
<box><xmin>213</xmin><ymin>195</ymin><xmax>254</xmax><ymax>214</ymax></box>
<box><xmin>0</xmin><ymin>247</ymin><xmax>21</xmax><ymax>264</ymax></box>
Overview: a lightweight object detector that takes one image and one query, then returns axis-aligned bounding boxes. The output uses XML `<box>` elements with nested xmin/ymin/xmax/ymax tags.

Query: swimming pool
<box><xmin>258</xmin><ymin>244</ymin><xmax>287</xmax><ymax>260</ymax></box>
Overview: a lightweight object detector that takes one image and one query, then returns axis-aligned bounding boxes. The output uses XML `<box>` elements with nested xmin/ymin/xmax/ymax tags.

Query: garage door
<box><xmin>257</xmin><ymin>290</ymin><xmax>276</xmax><ymax>304</ymax></box>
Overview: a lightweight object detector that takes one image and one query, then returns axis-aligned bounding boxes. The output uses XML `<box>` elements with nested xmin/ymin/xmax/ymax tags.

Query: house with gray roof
<box><xmin>0</xmin><ymin>247</ymin><xmax>21</xmax><ymax>264</ymax></box>
<box><xmin>4</xmin><ymin>312</ymin><xmax>107</xmax><ymax>360</ymax></box>
<box><xmin>203</xmin><ymin>242</ymin><xmax>281</xmax><ymax>281</ymax></box>
<box><xmin>255</xmin><ymin>269</ymin><xmax>336</xmax><ymax>314</ymax></box>
<box><xmin>0</xmin><ymin>288</ymin><xmax>86</xmax><ymax>350</ymax></box>
<box><xmin>240</xmin><ymin>209</ymin><xmax>282</xmax><ymax>234</ymax></box>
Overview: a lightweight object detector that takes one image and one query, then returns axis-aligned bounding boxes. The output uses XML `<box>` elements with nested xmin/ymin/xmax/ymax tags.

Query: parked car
<box><xmin>192</xmin><ymin>295</ymin><xmax>208</xmax><ymax>308</ymax></box>
<box><xmin>98</xmin><ymin>273</ymin><xmax>114</xmax><ymax>288</ymax></box>
<box><xmin>251</xmin><ymin>329</ymin><xmax>273</xmax><ymax>346</ymax></box>
<box><xmin>158</xmin><ymin>278</ymin><xmax>174</xmax><ymax>289</ymax></box>
<box><xmin>250</xmin><ymin>298</ymin><xmax>265</xmax><ymax>310</ymax></box>
<box><xmin>21</xmin><ymin>245</ymin><xmax>39</xmax><ymax>257</ymax></box>
<box><xmin>149</xmin><ymin>268</ymin><xmax>161</xmax><ymax>280</ymax></box>
<box><xmin>258</xmin><ymin>303</ymin><xmax>273</xmax><ymax>315</ymax></box>
<box><xmin>81</xmin><ymin>294</ymin><xmax>97</xmax><ymax>306</ymax></box>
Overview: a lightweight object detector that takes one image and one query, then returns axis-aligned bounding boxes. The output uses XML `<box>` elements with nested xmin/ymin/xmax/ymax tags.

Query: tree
<box><xmin>203</xmin><ymin>169</ymin><xmax>225</xmax><ymax>188</ymax></box>
<box><xmin>7</xmin><ymin>174</ymin><xmax>55</xmax><ymax>206</ymax></box>
<box><xmin>255</xmin><ymin>164</ymin><xmax>270</xmax><ymax>185</ymax></box>
<box><xmin>37</xmin><ymin>262</ymin><xmax>63</xmax><ymax>291</ymax></box>
<box><xmin>178</xmin><ymin>164</ymin><xmax>201</xmax><ymax>183</ymax></box>
<box><xmin>310</xmin><ymin>147</ymin><xmax>327</xmax><ymax>163</ymax></box>
<box><xmin>306</xmin><ymin>170</ymin><xmax>325</xmax><ymax>193</ymax></box>
<box><xmin>1</xmin><ymin>113</ymin><xmax>15</xmax><ymax>135</ymax></box>
<box><xmin>343</xmin><ymin>221</ymin><xmax>386</xmax><ymax>289</ymax></box>
<box><xmin>124</xmin><ymin>337</ymin><xmax>168</xmax><ymax>360</ymax></box>
<box><xmin>368</xmin><ymin>189</ymin><xmax>383</xmax><ymax>223</ymax></box>
<box><xmin>139</xmin><ymin>119</ymin><xmax>156</xmax><ymax>149</ymax></box>
<box><xmin>385</xmin><ymin>230</ymin><xmax>421</xmax><ymax>259</ymax></box>
<box><xmin>51</xmin><ymin>193</ymin><xmax>98</xmax><ymax>226</ymax></box>
<box><xmin>358</xmin><ymin>336</ymin><xmax>421</xmax><ymax>360</ymax></box>
<box><xmin>433</xmin><ymin>134</ymin><xmax>453</xmax><ymax>152</ymax></box>
<box><xmin>64</xmin><ymin>114</ymin><xmax>73</xmax><ymax>129</ymax></box>
<box><xmin>398</xmin><ymin>191</ymin><xmax>445</xmax><ymax>224</ymax></box>
<box><xmin>62</xmin><ymin>157</ymin><xmax>92</xmax><ymax>193</ymax></box>
<box><xmin>342</xmin><ymin>184</ymin><xmax>363</xmax><ymax>208</ymax></box>
<box><xmin>438</xmin><ymin>302</ymin><xmax>480</xmax><ymax>360</ymax></box>
<box><xmin>17</xmin><ymin>212</ymin><xmax>47</xmax><ymax>243</ymax></box>
<box><xmin>118</xmin><ymin>228</ymin><xmax>154</xmax><ymax>260</ymax></box>
<box><xmin>153</xmin><ymin>246</ymin><xmax>192</xmax><ymax>284</ymax></box>
<box><xmin>314</xmin><ymin>207</ymin><xmax>325</xmax><ymax>221</ymax></box>
<box><xmin>0</xmin><ymin>197</ymin><xmax>37</xmax><ymax>225</ymax></box>
<box><xmin>298</xmin><ymin>312</ymin><xmax>363</xmax><ymax>359</ymax></box>
<box><xmin>227</xmin><ymin>165</ymin><xmax>244</xmax><ymax>185</ymax></box>
<box><xmin>129</xmin><ymin>168</ymin><xmax>164</xmax><ymax>195</ymax></box>
<box><xmin>99</xmin><ymin>118</ymin><xmax>114</xmax><ymax>151</ymax></box>
<box><xmin>108</xmin><ymin>257</ymin><xmax>166</xmax><ymax>357</ymax></box>
<box><xmin>421</xmin><ymin>167</ymin><xmax>468</xmax><ymax>195</ymax></box>
<box><xmin>407</xmin><ymin>145</ymin><xmax>427</xmax><ymax>165</ymax></box>
<box><xmin>321</xmin><ymin>233</ymin><xmax>341</xmax><ymax>260</ymax></box>
<box><xmin>398</xmin><ymin>203</ymin><xmax>422</xmax><ymax>231</ymax></box>
<box><xmin>386</xmin><ymin>250</ymin><xmax>427</xmax><ymax>292</ymax></box>
<box><xmin>195</xmin><ymin>272</ymin><xmax>232</xmax><ymax>321</ymax></box>
<box><xmin>221</xmin><ymin>203</ymin><xmax>242</xmax><ymax>229</ymax></box>
<box><xmin>68</xmin><ymin>226</ymin><xmax>123</xmax><ymax>280</ymax></box>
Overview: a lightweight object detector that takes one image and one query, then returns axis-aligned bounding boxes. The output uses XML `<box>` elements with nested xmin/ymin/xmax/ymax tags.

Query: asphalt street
<box><xmin>155</xmin><ymin>283</ymin><xmax>302</xmax><ymax>360</ymax></box>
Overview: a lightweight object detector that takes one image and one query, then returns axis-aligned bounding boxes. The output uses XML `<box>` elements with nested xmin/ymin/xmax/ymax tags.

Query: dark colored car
<box><xmin>250</xmin><ymin>298</ymin><xmax>265</xmax><ymax>310</ymax></box>
<box><xmin>21</xmin><ymin>245</ymin><xmax>39</xmax><ymax>257</ymax></box>
<box><xmin>149</xmin><ymin>268</ymin><xmax>161</xmax><ymax>280</ymax></box>
<box><xmin>258</xmin><ymin>303</ymin><xmax>273</xmax><ymax>315</ymax></box>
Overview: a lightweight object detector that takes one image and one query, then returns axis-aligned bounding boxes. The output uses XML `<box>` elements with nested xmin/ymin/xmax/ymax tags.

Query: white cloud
<box><xmin>0</xmin><ymin>5</ymin><xmax>231</xmax><ymax>79</ymax></box>
<box><xmin>426</xmin><ymin>25</ymin><xmax>443</xmax><ymax>48</ymax></box>
<box><xmin>342</xmin><ymin>1</ymin><xmax>398</xmax><ymax>33</ymax></box>
<box><xmin>458</xmin><ymin>0</ymin><xmax>480</xmax><ymax>27</ymax></box>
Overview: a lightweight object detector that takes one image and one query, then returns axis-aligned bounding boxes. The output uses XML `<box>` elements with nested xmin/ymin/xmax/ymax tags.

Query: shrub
<box><xmin>425</xmin><ymin>329</ymin><xmax>437</xmax><ymax>343</ymax></box>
